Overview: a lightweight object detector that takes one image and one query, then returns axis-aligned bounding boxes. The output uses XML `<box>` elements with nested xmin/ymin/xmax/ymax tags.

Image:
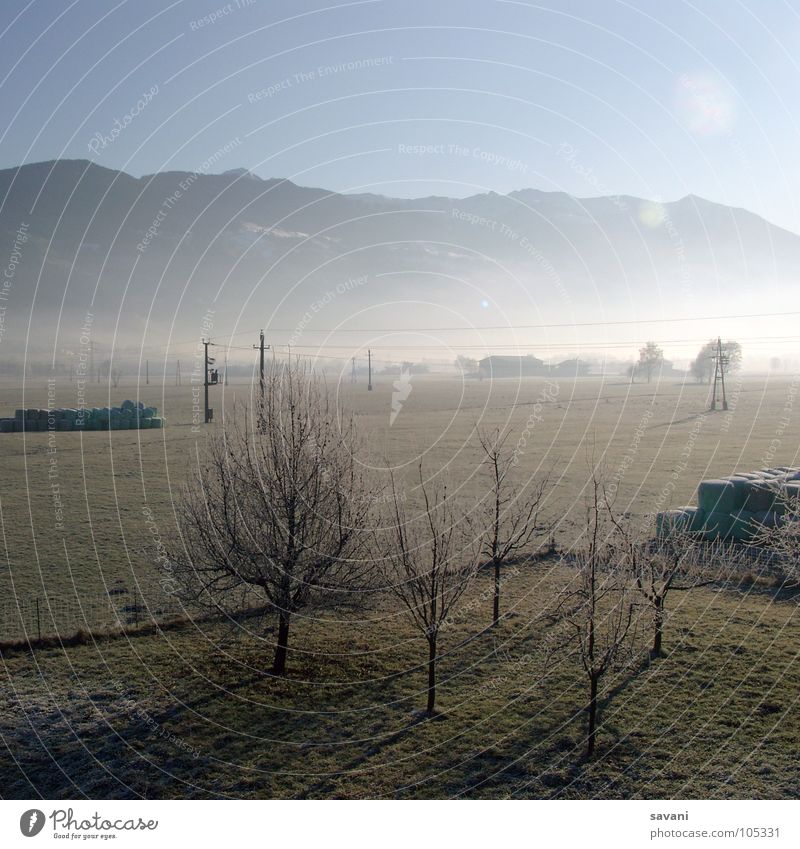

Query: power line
<box><xmin>108</xmin><ymin>308</ymin><xmax>800</xmax><ymax>354</ymax></box>
<box><xmin>225</xmin><ymin>334</ymin><xmax>800</xmax><ymax>352</ymax></box>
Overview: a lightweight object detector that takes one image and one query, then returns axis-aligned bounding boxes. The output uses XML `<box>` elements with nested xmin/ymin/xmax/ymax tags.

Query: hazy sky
<box><xmin>2</xmin><ymin>0</ymin><xmax>799</xmax><ymax>233</ymax></box>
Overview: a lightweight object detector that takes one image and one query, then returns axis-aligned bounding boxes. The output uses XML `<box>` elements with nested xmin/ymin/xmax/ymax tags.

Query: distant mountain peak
<box><xmin>222</xmin><ymin>168</ymin><xmax>262</xmax><ymax>181</ymax></box>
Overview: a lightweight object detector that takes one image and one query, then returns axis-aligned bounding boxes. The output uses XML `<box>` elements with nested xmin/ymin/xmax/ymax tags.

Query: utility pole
<box><xmin>203</xmin><ymin>339</ymin><xmax>218</xmax><ymax>423</ymax></box>
<box><xmin>367</xmin><ymin>349</ymin><xmax>373</xmax><ymax>391</ymax></box>
<box><xmin>717</xmin><ymin>336</ymin><xmax>728</xmax><ymax>411</ymax></box>
<box><xmin>146</xmin><ymin>359</ymin><xmax>149</xmax><ymax>385</ymax></box>
<box><xmin>351</xmin><ymin>357</ymin><xmax>357</xmax><ymax>384</ymax></box>
<box><xmin>710</xmin><ymin>336</ymin><xmax>729</xmax><ymax>411</ymax></box>
<box><xmin>253</xmin><ymin>330</ymin><xmax>269</xmax><ymax>398</ymax></box>
<box><xmin>176</xmin><ymin>359</ymin><xmax>182</xmax><ymax>386</ymax></box>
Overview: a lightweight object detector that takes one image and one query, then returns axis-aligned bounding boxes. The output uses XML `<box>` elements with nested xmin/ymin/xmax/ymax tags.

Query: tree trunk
<box><xmin>492</xmin><ymin>559</ymin><xmax>501</xmax><ymax>627</ymax></box>
<box><xmin>652</xmin><ymin>596</ymin><xmax>664</xmax><ymax>657</ymax></box>
<box><xmin>426</xmin><ymin>635</ymin><xmax>437</xmax><ymax>715</ymax></box>
<box><xmin>272</xmin><ymin>612</ymin><xmax>291</xmax><ymax>675</ymax></box>
<box><xmin>587</xmin><ymin>673</ymin><xmax>599</xmax><ymax>757</ymax></box>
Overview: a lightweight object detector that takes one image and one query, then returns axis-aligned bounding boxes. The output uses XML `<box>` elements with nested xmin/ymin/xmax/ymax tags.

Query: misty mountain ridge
<box><xmin>1</xmin><ymin>159</ymin><xmax>798</xmax><ymax>361</ymax></box>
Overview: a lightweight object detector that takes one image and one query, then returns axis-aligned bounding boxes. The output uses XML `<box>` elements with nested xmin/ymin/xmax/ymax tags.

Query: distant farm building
<box><xmin>478</xmin><ymin>355</ymin><xmax>591</xmax><ymax>379</ymax></box>
<box><xmin>550</xmin><ymin>358</ymin><xmax>591</xmax><ymax>377</ymax></box>
<box><xmin>478</xmin><ymin>355</ymin><xmax>546</xmax><ymax>379</ymax></box>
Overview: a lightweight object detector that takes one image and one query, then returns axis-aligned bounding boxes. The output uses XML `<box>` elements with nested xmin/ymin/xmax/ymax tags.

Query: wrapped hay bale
<box><xmin>751</xmin><ymin>510</ymin><xmax>780</xmax><ymax>529</ymax></box>
<box><xmin>729</xmin><ymin>509</ymin><xmax>758</xmax><ymax>541</ymax></box>
<box><xmin>656</xmin><ymin>508</ymin><xmax>702</xmax><ymax>538</ymax></box>
<box><xmin>700</xmin><ymin>511</ymin><xmax>735</xmax><ymax>540</ymax></box>
<box><xmin>725</xmin><ymin>476</ymin><xmax>753</xmax><ymax>504</ymax></box>
<box><xmin>697</xmin><ymin>479</ymin><xmax>740</xmax><ymax>514</ymax></box>
<box><xmin>777</xmin><ymin>482</ymin><xmax>800</xmax><ymax>516</ymax></box>
<box><xmin>744</xmin><ymin>482</ymin><xmax>779</xmax><ymax>512</ymax></box>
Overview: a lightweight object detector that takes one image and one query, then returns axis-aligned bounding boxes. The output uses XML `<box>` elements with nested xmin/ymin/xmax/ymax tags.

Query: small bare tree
<box><xmin>550</xmin><ymin>475</ymin><xmax>645</xmax><ymax>758</ymax></box>
<box><xmin>382</xmin><ymin>466</ymin><xmax>480</xmax><ymax>716</ymax></box>
<box><xmin>168</xmin><ymin>362</ymin><xmax>376</xmax><ymax>675</ymax></box>
<box><xmin>630</xmin><ymin>532</ymin><xmax>718</xmax><ymax>657</ymax></box>
<box><xmin>478</xmin><ymin>427</ymin><xmax>551</xmax><ymax>627</ymax></box>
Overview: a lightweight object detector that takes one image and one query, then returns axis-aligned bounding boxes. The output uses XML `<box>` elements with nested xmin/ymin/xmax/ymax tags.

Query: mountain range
<box><xmin>1</xmin><ymin>159</ymin><xmax>797</xmax><ymax>362</ymax></box>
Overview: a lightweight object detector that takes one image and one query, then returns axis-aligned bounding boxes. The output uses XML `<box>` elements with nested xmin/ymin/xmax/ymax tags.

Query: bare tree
<box><xmin>690</xmin><ymin>339</ymin><xmax>742</xmax><ymax>384</ymax></box>
<box><xmin>455</xmin><ymin>355</ymin><xmax>478</xmax><ymax>375</ymax></box>
<box><xmin>638</xmin><ymin>341</ymin><xmax>664</xmax><ymax>383</ymax></box>
<box><xmin>753</xmin><ymin>495</ymin><xmax>800</xmax><ymax>589</ymax></box>
<box><xmin>168</xmin><ymin>362</ymin><xmax>376</xmax><ymax>675</ymax></box>
<box><xmin>382</xmin><ymin>466</ymin><xmax>480</xmax><ymax>715</ymax></box>
<box><xmin>478</xmin><ymin>427</ymin><xmax>551</xmax><ymax>627</ymax></box>
<box><xmin>550</xmin><ymin>475</ymin><xmax>645</xmax><ymax>757</ymax></box>
<box><xmin>630</xmin><ymin>532</ymin><xmax>717</xmax><ymax>657</ymax></box>
<box><xmin>110</xmin><ymin>368</ymin><xmax>122</xmax><ymax>388</ymax></box>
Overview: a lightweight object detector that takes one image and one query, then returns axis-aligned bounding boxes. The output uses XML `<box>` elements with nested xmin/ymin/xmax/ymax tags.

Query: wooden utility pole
<box><xmin>176</xmin><ymin>359</ymin><xmax>182</xmax><ymax>386</ymax></box>
<box><xmin>146</xmin><ymin>359</ymin><xmax>149</xmax><ymax>385</ymax></box>
<box><xmin>368</xmin><ymin>349</ymin><xmax>373</xmax><ymax>391</ymax></box>
<box><xmin>718</xmin><ymin>337</ymin><xmax>728</xmax><ymax>411</ymax></box>
<box><xmin>253</xmin><ymin>330</ymin><xmax>269</xmax><ymax>398</ymax></box>
<box><xmin>204</xmin><ymin>339</ymin><xmax>217</xmax><ymax>423</ymax></box>
<box><xmin>351</xmin><ymin>357</ymin><xmax>357</xmax><ymax>384</ymax></box>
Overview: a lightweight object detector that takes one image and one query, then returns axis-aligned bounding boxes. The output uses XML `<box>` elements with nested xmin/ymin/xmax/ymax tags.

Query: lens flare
<box><xmin>674</xmin><ymin>72</ymin><xmax>736</xmax><ymax>136</ymax></box>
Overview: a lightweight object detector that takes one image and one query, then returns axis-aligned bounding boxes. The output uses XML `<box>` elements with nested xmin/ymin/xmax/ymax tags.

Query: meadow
<box><xmin>0</xmin><ymin>370</ymin><xmax>798</xmax><ymax>798</ymax></box>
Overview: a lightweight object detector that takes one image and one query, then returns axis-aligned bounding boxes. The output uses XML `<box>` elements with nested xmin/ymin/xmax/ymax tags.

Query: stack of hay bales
<box><xmin>0</xmin><ymin>401</ymin><xmax>164</xmax><ymax>433</ymax></box>
<box><xmin>656</xmin><ymin>467</ymin><xmax>800</xmax><ymax>541</ymax></box>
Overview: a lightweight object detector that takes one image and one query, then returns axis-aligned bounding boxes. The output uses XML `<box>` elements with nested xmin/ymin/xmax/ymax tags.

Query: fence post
<box><xmin>36</xmin><ymin>597</ymin><xmax>41</xmax><ymax>642</ymax></box>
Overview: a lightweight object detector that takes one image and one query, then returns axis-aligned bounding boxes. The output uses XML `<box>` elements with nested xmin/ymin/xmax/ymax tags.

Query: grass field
<box><xmin>0</xmin><ymin>371</ymin><xmax>798</xmax><ymax>798</ymax></box>
<box><xmin>0</xmin><ymin>372</ymin><xmax>796</xmax><ymax>628</ymax></box>
<box><xmin>1</xmin><ymin>560</ymin><xmax>797</xmax><ymax>799</ymax></box>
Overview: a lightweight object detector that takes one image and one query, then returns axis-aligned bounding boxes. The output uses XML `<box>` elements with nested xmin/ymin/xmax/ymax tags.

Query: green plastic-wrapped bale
<box><xmin>656</xmin><ymin>507</ymin><xmax>703</xmax><ymax>538</ymax></box>
<box><xmin>744</xmin><ymin>482</ymin><xmax>779</xmax><ymax>512</ymax></box>
<box><xmin>751</xmin><ymin>510</ymin><xmax>780</xmax><ymax>530</ymax></box>
<box><xmin>697</xmin><ymin>479</ymin><xmax>739</xmax><ymax>514</ymax></box>
<box><xmin>777</xmin><ymin>482</ymin><xmax>800</xmax><ymax>516</ymax></box>
<box><xmin>700</xmin><ymin>511</ymin><xmax>735</xmax><ymax>540</ymax></box>
<box><xmin>725</xmin><ymin>476</ymin><xmax>753</xmax><ymax>506</ymax></box>
<box><xmin>729</xmin><ymin>509</ymin><xmax>758</xmax><ymax>541</ymax></box>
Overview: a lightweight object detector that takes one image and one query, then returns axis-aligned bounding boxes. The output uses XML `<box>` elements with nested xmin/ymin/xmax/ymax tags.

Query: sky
<box><xmin>2</xmin><ymin>0</ymin><xmax>800</xmax><ymax>232</ymax></box>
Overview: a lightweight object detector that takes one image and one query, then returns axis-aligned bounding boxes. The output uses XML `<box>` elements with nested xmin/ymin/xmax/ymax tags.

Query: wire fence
<box><xmin>0</xmin><ymin>583</ymin><xmax>186</xmax><ymax>643</ymax></box>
